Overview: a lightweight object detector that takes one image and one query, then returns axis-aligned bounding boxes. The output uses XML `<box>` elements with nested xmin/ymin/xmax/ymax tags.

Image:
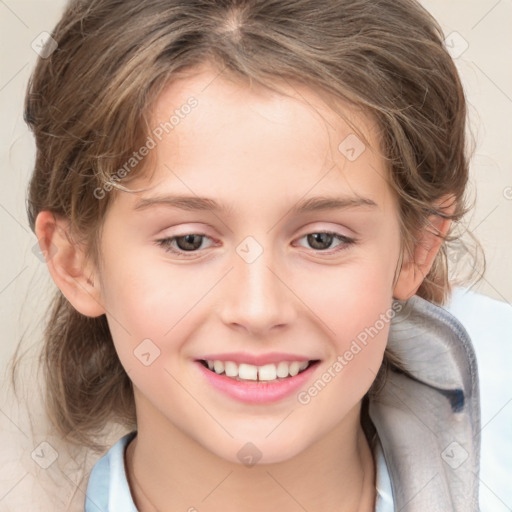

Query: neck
<box><xmin>125</xmin><ymin>394</ymin><xmax>376</xmax><ymax>512</ymax></box>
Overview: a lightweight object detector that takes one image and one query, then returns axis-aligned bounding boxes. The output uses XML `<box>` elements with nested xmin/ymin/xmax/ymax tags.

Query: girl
<box><xmin>17</xmin><ymin>0</ymin><xmax>484</xmax><ymax>510</ymax></box>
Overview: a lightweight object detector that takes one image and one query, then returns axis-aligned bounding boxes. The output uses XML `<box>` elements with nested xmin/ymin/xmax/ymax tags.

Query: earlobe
<box><xmin>34</xmin><ymin>210</ymin><xmax>106</xmax><ymax>317</ymax></box>
<box><xmin>393</xmin><ymin>196</ymin><xmax>455</xmax><ymax>300</ymax></box>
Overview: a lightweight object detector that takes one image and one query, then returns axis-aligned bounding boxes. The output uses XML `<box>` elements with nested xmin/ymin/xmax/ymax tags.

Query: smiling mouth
<box><xmin>198</xmin><ymin>359</ymin><xmax>321</xmax><ymax>382</ymax></box>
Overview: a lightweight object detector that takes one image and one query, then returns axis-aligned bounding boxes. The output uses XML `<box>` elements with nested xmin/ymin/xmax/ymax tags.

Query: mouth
<box><xmin>197</xmin><ymin>359</ymin><xmax>321</xmax><ymax>383</ymax></box>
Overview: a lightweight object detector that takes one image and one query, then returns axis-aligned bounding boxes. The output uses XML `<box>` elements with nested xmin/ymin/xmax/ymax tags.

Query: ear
<box><xmin>34</xmin><ymin>210</ymin><xmax>106</xmax><ymax>317</ymax></box>
<box><xmin>393</xmin><ymin>195</ymin><xmax>456</xmax><ymax>300</ymax></box>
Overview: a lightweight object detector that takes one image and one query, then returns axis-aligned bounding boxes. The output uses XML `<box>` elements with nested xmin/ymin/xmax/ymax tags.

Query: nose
<box><xmin>219</xmin><ymin>238</ymin><xmax>297</xmax><ymax>336</ymax></box>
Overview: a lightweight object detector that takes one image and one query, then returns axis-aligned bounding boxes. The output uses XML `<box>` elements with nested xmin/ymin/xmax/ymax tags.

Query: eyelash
<box><xmin>155</xmin><ymin>231</ymin><xmax>356</xmax><ymax>258</ymax></box>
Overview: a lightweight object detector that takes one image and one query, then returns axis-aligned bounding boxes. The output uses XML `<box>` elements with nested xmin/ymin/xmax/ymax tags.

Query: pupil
<box><xmin>309</xmin><ymin>233</ymin><xmax>332</xmax><ymax>250</ymax></box>
<box><xmin>179</xmin><ymin>234</ymin><xmax>201</xmax><ymax>250</ymax></box>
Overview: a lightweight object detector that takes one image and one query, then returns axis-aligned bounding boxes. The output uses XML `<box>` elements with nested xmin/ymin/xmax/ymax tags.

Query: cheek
<box><xmin>298</xmin><ymin>283</ymin><xmax>392</xmax><ymax>414</ymax></box>
<box><xmin>100</xmin><ymin>247</ymin><xmax>197</xmax><ymax>328</ymax></box>
<box><xmin>98</xmin><ymin>250</ymin><xmax>198</xmax><ymax>371</ymax></box>
<box><xmin>329</xmin><ymin>269</ymin><xmax>392</xmax><ymax>373</ymax></box>
<box><xmin>293</xmin><ymin>251</ymin><xmax>396</xmax><ymax>395</ymax></box>
<box><xmin>294</xmin><ymin>244</ymin><xmax>398</xmax><ymax>335</ymax></box>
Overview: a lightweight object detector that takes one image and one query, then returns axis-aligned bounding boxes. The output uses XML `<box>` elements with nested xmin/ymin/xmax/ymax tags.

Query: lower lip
<box><xmin>194</xmin><ymin>360</ymin><xmax>320</xmax><ymax>404</ymax></box>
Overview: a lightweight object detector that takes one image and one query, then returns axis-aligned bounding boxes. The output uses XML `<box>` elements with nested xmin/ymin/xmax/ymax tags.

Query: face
<box><xmin>96</xmin><ymin>63</ymin><xmax>403</xmax><ymax>464</ymax></box>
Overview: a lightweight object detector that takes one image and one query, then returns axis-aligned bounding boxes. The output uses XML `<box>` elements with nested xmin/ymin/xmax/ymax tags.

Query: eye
<box><xmin>155</xmin><ymin>233</ymin><xmax>215</xmax><ymax>257</ymax></box>
<box><xmin>294</xmin><ymin>231</ymin><xmax>356</xmax><ymax>254</ymax></box>
<box><xmin>156</xmin><ymin>230</ymin><xmax>356</xmax><ymax>258</ymax></box>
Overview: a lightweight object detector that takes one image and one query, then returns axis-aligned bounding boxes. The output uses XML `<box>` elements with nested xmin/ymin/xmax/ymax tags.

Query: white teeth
<box><xmin>238</xmin><ymin>363</ymin><xmax>258</xmax><ymax>380</ymax></box>
<box><xmin>258</xmin><ymin>364</ymin><xmax>277</xmax><ymax>381</ymax></box>
<box><xmin>224</xmin><ymin>361</ymin><xmax>238</xmax><ymax>377</ymax></box>
<box><xmin>213</xmin><ymin>360</ymin><xmax>224</xmax><ymax>374</ymax></box>
<box><xmin>204</xmin><ymin>359</ymin><xmax>313</xmax><ymax>381</ymax></box>
<box><xmin>289</xmin><ymin>361</ymin><xmax>300</xmax><ymax>377</ymax></box>
<box><xmin>276</xmin><ymin>361</ymin><xmax>289</xmax><ymax>378</ymax></box>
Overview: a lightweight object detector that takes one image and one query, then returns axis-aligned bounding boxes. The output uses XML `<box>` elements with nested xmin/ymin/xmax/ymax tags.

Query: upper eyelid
<box><xmin>158</xmin><ymin>230</ymin><xmax>356</xmax><ymax>252</ymax></box>
<box><xmin>158</xmin><ymin>222</ymin><xmax>355</xmax><ymax>238</ymax></box>
<box><xmin>159</xmin><ymin>229</ymin><xmax>353</xmax><ymax>242</ymax></box>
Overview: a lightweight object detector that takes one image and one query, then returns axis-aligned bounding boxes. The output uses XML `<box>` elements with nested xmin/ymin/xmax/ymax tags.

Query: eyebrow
<box><xmin>134</xmin><ymin>194</ymin><xmax>378</xmax><ymax>215</ymax></box>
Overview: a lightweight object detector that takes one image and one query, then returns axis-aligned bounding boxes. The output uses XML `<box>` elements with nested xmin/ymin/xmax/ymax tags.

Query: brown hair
<box><xmin>11</xmin><ymin>0</ymin><xmax>484</xmax><ymax>453</ymax></box>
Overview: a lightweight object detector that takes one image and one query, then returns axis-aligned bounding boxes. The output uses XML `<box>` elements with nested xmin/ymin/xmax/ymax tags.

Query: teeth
<box><xmin>204</xmin><ymin>359</ymin><xmax>311</xmax><ymax>381</ymax></box>
<box><xmin>224</xmin><ymin>361</ymin><xmax>238</xmax><ymax>377</ymax></box>
<box><xmin>239</xmin><ymin>363</ymin><xmax>258</xmax><ymax>380</ymax></box>
<box><xmin>276</xmin><ymin>361</ymin><xmax>289</xmax><ymax>378</ymax></box>
<box><xmin>289</xmin><ymin>361</ymin><xmax>301</xmax><ymax>377</ymax></box>
<box><xmin>258</xmin><ymin>364</ymin><xmax>276</xmax><ymax>381</ymax></box>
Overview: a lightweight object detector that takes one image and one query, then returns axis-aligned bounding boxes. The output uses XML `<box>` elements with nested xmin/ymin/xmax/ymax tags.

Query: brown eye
<box><xmin>174</xmin><ymin>234</ymin><xmax>204</xmax><ymax>251</ymax></box>
<box><xmin>307</xmin><ymin>232</ymin><xmax>335</xmax><ymax>250</ymax></box>
<box><xmin>156</xmin><ymin>233</ymin><xmax>213</xmax><ymax>257</ymax></box>
<box><xmin>295</xmin><ymin>231</ymin><xmax>356</xmax><ymax>254</ymax></box>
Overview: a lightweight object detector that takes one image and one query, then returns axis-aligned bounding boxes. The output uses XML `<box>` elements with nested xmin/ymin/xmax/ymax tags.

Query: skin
<box><xmin>36</xmin><ymin>62</ymin><xmax>453</xmax><ymax>512</ymax></box>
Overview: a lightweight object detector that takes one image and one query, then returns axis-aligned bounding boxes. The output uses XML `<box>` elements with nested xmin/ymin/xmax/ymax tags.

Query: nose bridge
<box><xmin>220</xmin><ymin>235</ymin><xmax>295</xmax><ymax>334</ymax></box>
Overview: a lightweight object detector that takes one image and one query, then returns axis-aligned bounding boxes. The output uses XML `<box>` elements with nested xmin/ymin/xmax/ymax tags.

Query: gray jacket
<box><xmin>369</xmin><ymin>294</ymin><xmax>480</xmax><ymax>511</ymax></box>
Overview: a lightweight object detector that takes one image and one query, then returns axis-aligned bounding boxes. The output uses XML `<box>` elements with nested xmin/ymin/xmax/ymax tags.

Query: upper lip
<box><xmin>197</xmin><ymin>352</ymin><xmax>320</xmax><ymax>366</ymax></box>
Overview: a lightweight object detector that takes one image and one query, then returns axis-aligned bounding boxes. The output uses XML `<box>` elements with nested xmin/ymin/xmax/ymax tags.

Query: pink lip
<box><xmin>197</xmin><ymin>351</ymin><xmax>316</xmax><ymax>366</ymax></box>
<box><xmin>195</xmin><ymin>360</ymin><xmax>321</xmax><ymax>404</ymax></box>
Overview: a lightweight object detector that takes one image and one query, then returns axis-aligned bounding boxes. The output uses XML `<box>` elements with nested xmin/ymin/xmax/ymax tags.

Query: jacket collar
<box><xmin>369</xmin><ymin>294</ymin><xmax>481</xmax><ymax>511</ymax></box>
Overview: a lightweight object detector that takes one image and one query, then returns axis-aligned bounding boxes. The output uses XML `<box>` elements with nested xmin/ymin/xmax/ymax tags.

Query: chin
<box><xmin>205</xmin><ymin>435</ymin><xmax>310</xmax><ymax>467</ymax></box>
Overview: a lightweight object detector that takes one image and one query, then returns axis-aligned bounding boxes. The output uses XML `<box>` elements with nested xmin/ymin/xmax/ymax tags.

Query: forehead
<box><xmin>123</xmin><ymin>64</ymin><xmax>394</xmax><ymax>214</ymax></box>
<box><xmin>151</xmin><ymin>63</ymin><xmax>378</xmax><ymax>153</ymax></box>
